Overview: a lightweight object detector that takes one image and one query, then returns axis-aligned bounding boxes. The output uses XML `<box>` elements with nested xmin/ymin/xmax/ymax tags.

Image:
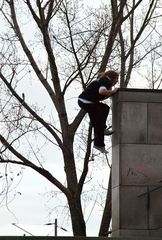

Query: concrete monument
<box><xmin>112</xmin><ymin>89</ymin><xmax>162</xmax><ymax>237</ymax></box>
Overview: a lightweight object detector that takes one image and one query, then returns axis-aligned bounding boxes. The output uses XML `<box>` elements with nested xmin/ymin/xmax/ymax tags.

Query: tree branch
<box><xmin>0</xmin><ymin>134</ymin><xmax>69</xmax><ymax>196</ymax></box>
<box><xmin>0</xmin><ymin>71</ymin><xmax>66</xmax><ymax>152</ymax></box>
<box><xmin>125</xmin><ymin>0</ymin><xmax>157</xmax><ymax>59</ymax></box>
<box><xmin>99</xmin><ymin>170</ymin><xmax>112</xmax><ymax>236</ymax></box>
<box><xmin>8</xmin><ymin>0</ymin><xmax>57</xmax><ymax>107</ymax></box>
<box><xmin>78</xmin><ymin>124</ymin><xmax>92</xmax><ymax>194</ymax></box>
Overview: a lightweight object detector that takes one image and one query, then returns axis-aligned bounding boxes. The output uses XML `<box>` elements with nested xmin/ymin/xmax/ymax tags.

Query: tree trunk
<box><xmin>99</xmin><ymin>170</ymin><xmax>112</xmax><ymax>236</ymax></box>
<box><xmin>68</xmin><ymin>194</ymin><xmax>86</xmax><ymax>236</ymax></box>
<box><xmin>63</xmin><ymin>134</ymin><xmax>86</xmax><ymax>236</ymax></box>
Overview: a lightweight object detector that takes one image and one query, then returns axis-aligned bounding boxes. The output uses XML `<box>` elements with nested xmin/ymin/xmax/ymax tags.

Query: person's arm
<box><xmin>99</xmin><ymin>87</ymin><xmax>118</xmax><ymax>96</ymax></box>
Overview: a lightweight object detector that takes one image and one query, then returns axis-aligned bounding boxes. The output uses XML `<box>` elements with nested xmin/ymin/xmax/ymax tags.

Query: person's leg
<box><xmin>87</xmin><ymin>103</ymin><xmax>106</xmax><ymax>147</ymax></box>
<box><xmin>100</xmin><ymin>103</ymin><xmax>110</xmax><ymax>129</ymax></box>
<box><xmin>78</xmin><ymin>101</ymin><xmax>109</xmax><ymax>147</ymax></box>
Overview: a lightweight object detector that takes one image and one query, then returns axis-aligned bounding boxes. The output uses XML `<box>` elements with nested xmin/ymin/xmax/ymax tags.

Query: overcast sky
<box><xmin>0</xmin><ymin>0</ymin><xmax>109</xmax><ymax>236</ymax></box>
<box><xmin>0</xmin><ymin>154</ymin><xmax>111</xmax><ymax>236</ymax></box>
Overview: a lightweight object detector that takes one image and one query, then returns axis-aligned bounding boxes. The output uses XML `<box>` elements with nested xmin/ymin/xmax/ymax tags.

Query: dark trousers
<box><xmin>78</xmin><ymin>100</ymin><xmax>110</xmax><ymax>147</ymax></box>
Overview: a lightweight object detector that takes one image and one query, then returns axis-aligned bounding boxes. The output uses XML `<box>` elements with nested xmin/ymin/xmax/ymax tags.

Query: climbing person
<box><xmin>78</xmin><ymin>70</ymin><xmax>119</xmax><ymax>153</ymax></box>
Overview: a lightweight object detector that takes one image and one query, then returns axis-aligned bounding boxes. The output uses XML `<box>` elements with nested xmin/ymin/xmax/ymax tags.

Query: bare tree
<box><xmin>0</xmin><ymin>0</ymin><xmax>160</xmax><ymax>236</ymax></box>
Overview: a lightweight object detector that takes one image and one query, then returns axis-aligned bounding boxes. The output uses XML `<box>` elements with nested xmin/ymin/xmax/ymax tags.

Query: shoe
<box><xmin>104</xmin><ymin>128</ymin><xmax>115</xmax><ymax>136</ymax></box>
<box><xmin>94</xmin><ymin>145</ymin><xmax>108</xmax><ymax>154</ymax></box>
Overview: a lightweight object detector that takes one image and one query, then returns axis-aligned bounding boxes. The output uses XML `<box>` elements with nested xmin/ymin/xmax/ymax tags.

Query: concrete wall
<box><xmin>112</xmin><ymin>89</ymin><xmax>162</xmax><ymax>237</ymax></box>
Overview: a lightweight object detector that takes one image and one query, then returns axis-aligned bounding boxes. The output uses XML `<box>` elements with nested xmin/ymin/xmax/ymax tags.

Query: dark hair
<box><xmin>98</xmin><ymin>70</ymin><xmax>119</xmax><ymax>80</ymax></box>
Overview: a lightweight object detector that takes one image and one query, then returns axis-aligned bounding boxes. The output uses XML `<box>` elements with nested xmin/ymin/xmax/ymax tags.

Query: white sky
<box><xmin>0</xmin><ymin>0</ymin><xmax>108</xmax><ymax>236</ymax></box>
<box><xmin>0</xmin><ymin>157</ymin><xmax>111</xmax><ymax>236</ymax></box>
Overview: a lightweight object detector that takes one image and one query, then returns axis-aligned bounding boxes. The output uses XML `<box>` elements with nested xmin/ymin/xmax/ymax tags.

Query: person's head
<box><xmin>98</xmin><ymin>70</ymin><xmax>119</xmax><ymax>85</ymax></box>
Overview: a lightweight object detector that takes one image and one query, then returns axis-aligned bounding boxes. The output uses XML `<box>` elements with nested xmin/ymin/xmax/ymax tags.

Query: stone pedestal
<box><xmin>112</xmin><ymin>89</ymin><xmax>162</xmax><ymax>238</ymax></box>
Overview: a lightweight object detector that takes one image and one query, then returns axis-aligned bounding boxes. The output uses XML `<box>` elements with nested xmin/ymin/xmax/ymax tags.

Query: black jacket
<box><xmin>79</xmin><ymin>77</ymin><xmax>113</xmax><ymax>102</ymax></box>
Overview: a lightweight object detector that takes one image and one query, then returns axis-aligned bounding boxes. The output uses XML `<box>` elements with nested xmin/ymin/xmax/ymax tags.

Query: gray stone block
<box><xmin>149</xmin><ymin>185</ymin><xmax>162</xmax><ymax>229</ymax></box>
<box><xmin>149</xmin><ymin>228</ymin><xmax>162</xmax><ymax>237</ymax></box>
<box><xmin>120</xmin><ymin>186</ymin><xmax>148</xmax><ymax>229</ymax></box>
<box><xmin>112</xmin><ymin>145</ymin><xmax>120</xmax><ymax>188</ymax></box>
<box><xmin>112</xmin><ymin>187</ymin><xmax>120</xmax><ymax>231</ymax></box>
<box><xmin>111</xmin><ymin>89</ymin><xmax>162</xmax><ymax>238</ymax></box>
<box><xmin>112</xmin><ymin>99</ymin><xmax>120</xmax><ymax>146</ymax></box>
<box><xmin>112</xmin><ymin>101</ymin><xmax>148</xmax><ymax>145</ymax></box>
<box><xmin>148</xmin><ymin>103</ymin><xmax>162</xmax><ymax>144</ymax></box>
<box><xmin>120</xmin><ymin>102</ymin><xmax>147</xmax><ymax>143</ymax></box>
<box><xmin>112</xmin><ymin>186</ymin><xmax>149</xmax><ymax>233</ymax></box>
<box><xmin>112</xmin><ymin>229</ymin><xmax>150</xmax><ymax>238</ymax></box>
<box><xmin>114</xmin><ymin>89</ymin><xmax>162</xmax><ymax>103</ymax></box>
<box><xmin>120</xmin><ymin>144</ymin><xmax>162</xmax><ymax>186</ymax></box>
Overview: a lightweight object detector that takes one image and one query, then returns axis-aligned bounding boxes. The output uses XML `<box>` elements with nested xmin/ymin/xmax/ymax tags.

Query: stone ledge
<box><xmin>113</xmin><ymin>89</ymin><xmax>162</xmax><ymax>103</ymax></box>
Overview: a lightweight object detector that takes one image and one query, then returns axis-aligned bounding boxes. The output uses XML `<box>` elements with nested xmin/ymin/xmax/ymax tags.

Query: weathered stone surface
<box><xmin>112</xmin><ymin>145</ymin><xmax>120</xmax><ymax>188</ymax></box>
<box><xmin>120</xmin><ymin>102</ymin><xmax>147</xmax><ymax>144</ymax></box>
<box><xmin>112</xmin><ymin>187</ymin><xmax>120</xmax><ymax>231</ymax></box>
<box><xmin>149</xmin><ymin>185</ymin><xmax>162</xmax><ymax>229</ymax></box>
<box><xmin>111</xmin><ymin>89</ymin><xmax>162</xmax><ymax>238</ymax></box>
<box><xmin>148</xmin><ymin>103</ymin><xmax>162</xmax><ymax>144</ymax></box>
<box><xmin>112</xmin><ymin>229</ymin><xmax>150</xmax><ymax>238</ymax></box>
<box><xmin>120</xmin><ymin>186</ymin><xmax>148</xmax><ymax>229</ymax></box>
<box><xmin>116</xmin><ymin>89</ymin><xmax>162</xmax><ymax>103</ymax></box>
<box><xmin>120</xmin><ymin>144</ymin><xmax>162</xmax><ymax>186</ymax></box>
<box><xmin>112</xmin><ymin>186</ymin><xmax>148</xmax><ymax>231</ymax></box>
